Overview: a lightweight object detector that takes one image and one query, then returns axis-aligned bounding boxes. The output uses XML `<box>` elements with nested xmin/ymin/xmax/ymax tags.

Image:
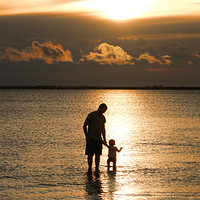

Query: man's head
<box><xmin>98</xmin><ymin>103</ymin><xmax>107</xmax><ymax>114</ymax></box>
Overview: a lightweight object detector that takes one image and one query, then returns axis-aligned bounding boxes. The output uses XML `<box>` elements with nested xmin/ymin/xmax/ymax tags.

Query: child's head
<box><xmin>109</xmin><ymin>139</ymin><xmax>115</xmax><ymax>146</ymax></box>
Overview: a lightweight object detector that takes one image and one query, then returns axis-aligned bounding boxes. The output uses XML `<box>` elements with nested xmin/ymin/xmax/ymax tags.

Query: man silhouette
<box><xmin>83</xmin><ymin>103</ymin><xmax>107</xmax><ymax>172</ymax></box>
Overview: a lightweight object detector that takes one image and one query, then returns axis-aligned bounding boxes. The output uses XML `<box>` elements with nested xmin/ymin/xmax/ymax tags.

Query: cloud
<box><xmin>195</xmin><ymin>53</ymin><xmax>200</xmax><ymax>58</ymax></box>
<box><xmin>161</xmin><ymin>55</ymin><xmax>172</xmax><ymax>65</ymax></box>
<box><xmin>0</xmin><ymin>41</ymin><xmax>73</xmax><ymax>64</ymax></box>
<box><xmin>137</xmin><ymin>53</ymin><xmax>171</xmax><ymax>65</ymax></box>
<box><xmin>188</xmin><ymin>61</ymin><xmax>193</xmax><ymax>64</ymax></box>
<box><xmin>81</xmin><ymin>43</ymin><xmax>134</xmax><ymax>65</ymax></box>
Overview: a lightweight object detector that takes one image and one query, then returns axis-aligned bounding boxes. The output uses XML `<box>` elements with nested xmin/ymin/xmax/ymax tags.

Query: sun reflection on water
<box><xmin>95</xmin><ymin>89</ymin><xmax>200</xmax><ymax>199</ymax></box>
<box><xmin>103</xmin><ymin>90</ymin><xmax>138</xmax><ymax>137</ymax></box>
<box><xmin>1</xmin><ymin>89</ymin><xmax>198</xmax><ymax>199</ymax></box>
<box><xmin>99</xmin><ymin>90</ymin><xmax>141</xmax><ymax>199</ymax></box>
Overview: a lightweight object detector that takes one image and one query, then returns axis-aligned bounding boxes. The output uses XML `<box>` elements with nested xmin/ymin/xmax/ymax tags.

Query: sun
<box><xmin>76</xmin><ymin>0</ymin><xmax>157</xmax><ymax>20</ymax></box>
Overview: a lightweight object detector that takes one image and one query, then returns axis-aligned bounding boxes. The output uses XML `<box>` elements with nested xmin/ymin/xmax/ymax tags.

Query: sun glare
<box><xmin>76</xmin><ymin>0</ymin><xmax>157</xmax><ymax>20</ymax></box>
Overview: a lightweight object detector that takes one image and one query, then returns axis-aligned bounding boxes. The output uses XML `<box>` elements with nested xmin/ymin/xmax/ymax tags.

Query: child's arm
<box><xmin>117</xmin><ymin>147</ymin><xmax>122</xmax><ymax>152</ymax></box>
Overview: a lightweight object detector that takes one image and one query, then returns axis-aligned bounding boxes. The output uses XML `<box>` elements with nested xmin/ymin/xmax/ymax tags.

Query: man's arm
<box><xmin>83</xmin><ymin>117</ymin><xmax>89</xmax><ymax>141</ymax></box>
<box><xmin>102</xmin><ymin>123</ymin><xmax>107</xmax><ymax>145</ymax></box>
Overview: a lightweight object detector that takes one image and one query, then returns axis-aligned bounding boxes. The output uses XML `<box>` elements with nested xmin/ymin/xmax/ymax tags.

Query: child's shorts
<box><xmin>85</xmin><ymin>138</ymin><xmax>102</xmax><ymax>156</ymax></box>
<box><xmin>108</xmin><ymin>157</ymin><xmax>116</xmax><ymax>163</ymax></box>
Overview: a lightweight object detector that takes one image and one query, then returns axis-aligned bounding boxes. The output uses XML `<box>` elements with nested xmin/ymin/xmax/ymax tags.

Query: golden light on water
<box><xmin>102</xmin><ymin>90</ymin><xmax>137</xmax><ymax>140</ymax></box>
<box><xmin>1</xmin><ymin>90</ymin><xmax>199</xmax><ymax>199</ymax></box>
<box><xmin>100</xmin><ymin>90</ymin><xmax>141</xmax><ymax>172</ymax></box>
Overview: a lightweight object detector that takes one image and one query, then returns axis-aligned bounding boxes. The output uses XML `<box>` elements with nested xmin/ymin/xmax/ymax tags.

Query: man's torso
<box><xmin>87</xmin><ymin>111</ymin><xmax>106</xmax><ymax>140</ymax></box>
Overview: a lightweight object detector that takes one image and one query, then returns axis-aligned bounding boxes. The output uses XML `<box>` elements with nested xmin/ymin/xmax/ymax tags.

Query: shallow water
<box><xmin>0</xmin><ymin>89</ymin><xmax>200</xmax><ymax>199</ymax></box>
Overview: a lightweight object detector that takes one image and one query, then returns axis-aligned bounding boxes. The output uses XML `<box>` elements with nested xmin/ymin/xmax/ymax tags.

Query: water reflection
<box><xmin>85</xmin><ymin>170</ymin><xmax>118</xmax><ymax>200</ymax></box>
<box><xmin>85</xmin><ymin>172</ymin><xmax>103</xmax><ymax>200</ymax></box>
<box><xmin>107</xmin><ymin>170</ymin><xmax>117</xmax><ymax>199</ymax></box>
<box><xmin>104</xmin><ymin>90</ymin><xmax>137</xmax><ymax>140</ymax></box>
<box><xmin>1</xmin><ymin>89</ymin><xmax>198</xmax><ymax>199</ymax></box>
<box><xmin>101</xmin><ymin>90</ymin><xmax>138</xmax><ymax>171</ymax></box>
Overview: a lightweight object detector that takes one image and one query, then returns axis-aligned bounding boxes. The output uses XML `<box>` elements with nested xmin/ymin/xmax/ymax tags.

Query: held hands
<box><xmin>102</xmin><ymin>140</ymin><xmax>108</xmax><ymax>147</ymax></box>
<box><xmin>102</xmin><ymin>140</ymin><xmax>107</xmax><ymax>145</ymax></box>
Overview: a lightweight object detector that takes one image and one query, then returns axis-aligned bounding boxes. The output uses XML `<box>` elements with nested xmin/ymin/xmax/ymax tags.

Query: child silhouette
<box><xmin>105</xmin><ymin>139</ymin><xmax>122</xmax><ymax>170</ymax></box>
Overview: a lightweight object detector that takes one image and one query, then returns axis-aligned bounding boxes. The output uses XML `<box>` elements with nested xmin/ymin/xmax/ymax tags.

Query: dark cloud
<box><xmin>0</xmin><ymin>14</ymin><xmax>200</xmax><ymax>86</ymax></box>
<box><xmin>1</xmin><ymin>15</ymin><xmax>200</xmax><ymax>45</ymax></box>
<box><xmin>101</xmin><ymin>38</ymin><xmax>146</xmax><ymax>48</ymax></box>
<box><xmin>1</xmin><ymin>61</ymin><xmax>200</xmax><ymax>87</ymax></box>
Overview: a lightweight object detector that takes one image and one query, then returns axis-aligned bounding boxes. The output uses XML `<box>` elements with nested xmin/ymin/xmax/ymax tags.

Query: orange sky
<box><xmin>1</xmin><ymin>0</ymin><xmax>200</xmax><ymax>20</ymax></box>
<box><xmin>0</xmin><ymin>1</ymin><xmax>200</xmax><ymax>86</ymax></box>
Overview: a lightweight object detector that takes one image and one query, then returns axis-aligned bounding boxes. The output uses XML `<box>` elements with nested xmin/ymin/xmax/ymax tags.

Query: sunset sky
<box><xmin>0</xmin><ymin>0</ymin><xmax>200</xmax><ymax>86</ymax></box>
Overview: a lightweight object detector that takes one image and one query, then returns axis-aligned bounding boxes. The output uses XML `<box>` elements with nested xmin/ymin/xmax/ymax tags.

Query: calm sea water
<box><xmin>0</xmin><ymin>89</ymin><xmax>200</xmax><ymax>200</ymax></box>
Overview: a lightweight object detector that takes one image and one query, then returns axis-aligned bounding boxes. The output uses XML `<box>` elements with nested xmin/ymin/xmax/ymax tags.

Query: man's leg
<box><xmin>88</xmin><ymin>155</ymin><xmax>93</xmax><ymax>172</ymax></box>
<box><xmin>95</xmin><ymin>155</ymin><xmax>100</xmax><ymax>171</ymax></box>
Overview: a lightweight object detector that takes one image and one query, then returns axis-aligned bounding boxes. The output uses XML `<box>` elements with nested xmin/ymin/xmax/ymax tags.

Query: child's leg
<box><xmin>107</xmin><ymin>158</ymin><xmax>111</xmax><ymax>168</ymax></box>
<box><xmin>113</xmin><ymin>159</ymin><xmax>116</xmax><ymax>170</ymax></box>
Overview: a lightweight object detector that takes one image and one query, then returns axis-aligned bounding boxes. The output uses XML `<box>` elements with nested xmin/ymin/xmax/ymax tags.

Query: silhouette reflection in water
<box><xmin>85</xmin><ymin>170</ymin><xmax>118</xmax><ymax>200</ymax></box>
<box><xmin>85</xmin><ymin>171</ymin><xmax>103</xmax><ymax>200</ymax></box>
<box><xmin>107</xmin><ymin>170</ymin><xmax>117</xmax><ymax>199</ymax></box>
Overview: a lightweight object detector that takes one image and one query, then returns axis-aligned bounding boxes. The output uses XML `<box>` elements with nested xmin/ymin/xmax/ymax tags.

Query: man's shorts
<box><xmin>85</xmin><ymin>138</ymin><xmax>102</xmax><ymax>156</ymax></box>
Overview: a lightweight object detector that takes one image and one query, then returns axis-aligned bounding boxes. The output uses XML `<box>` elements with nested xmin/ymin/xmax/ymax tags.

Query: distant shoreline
<box><xmin>0</xmin><ymin>86</ymin><xmax>200</xmax><ymax>90</ymax></box>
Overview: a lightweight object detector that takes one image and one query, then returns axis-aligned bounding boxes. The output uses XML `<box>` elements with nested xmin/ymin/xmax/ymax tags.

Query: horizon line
<box><xmin>0</xmin><ymin>85</ymin><xmax>200</xmax><ymax>90</ymax></box>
